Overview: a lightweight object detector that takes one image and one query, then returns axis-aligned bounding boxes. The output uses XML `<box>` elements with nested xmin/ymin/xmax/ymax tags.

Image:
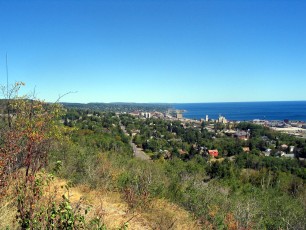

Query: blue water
<box><xmin>172</xmin><ymin>101</ymin><xmax>306</xmax><ymax>121</ymax></box>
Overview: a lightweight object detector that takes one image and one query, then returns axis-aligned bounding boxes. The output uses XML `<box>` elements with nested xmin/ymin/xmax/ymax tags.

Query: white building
<box><xmin>141</xmin><ymin>112</ymin><xmax>151</xmax><ymax>119</ymax></box>
<box><xmin>218</xmin><ymin>115</ymin><xmax>227</xmax><ymax>124</ymax></box>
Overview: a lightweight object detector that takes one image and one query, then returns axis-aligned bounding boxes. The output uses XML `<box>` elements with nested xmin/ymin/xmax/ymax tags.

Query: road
<box><xmin>119</xmin><ymin>122</ymin><xmax>151</xmax><ymax>161</ymax></box>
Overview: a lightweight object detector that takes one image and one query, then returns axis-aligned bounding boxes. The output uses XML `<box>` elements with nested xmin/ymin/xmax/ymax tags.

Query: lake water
<box><xmin>172</xmin><ymin>101</ymin><xmax>306</xmax><ymax>121</ymax></box>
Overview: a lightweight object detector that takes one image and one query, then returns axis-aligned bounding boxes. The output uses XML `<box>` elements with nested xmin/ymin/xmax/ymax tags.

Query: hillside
<box><xmin>0</xmin><ymin>177</ymin><xmax>199</xmax><ymax>230</ymax></box>
<box><xmin>1</xmin><ymin>98</ymin><xmax>305</xmax><ymax>229</ymax></box>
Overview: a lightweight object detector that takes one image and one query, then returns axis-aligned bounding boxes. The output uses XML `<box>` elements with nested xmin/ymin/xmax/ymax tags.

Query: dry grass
<box><xmin>1</xmin><ymin>176</ymin><xmax>199</xmax><ymax>229</ymax></box>
<box><xmin>65</xmin><ymin>181</ymin><xmax>200</xmax><ymax>229</ymax></box>
<box><xmin>0</xmin><ymin>176</ymin><xmax>19</xmax><ymax>230</ymax></box>
<box><xmin>0</xmin><ymin>198</ymin><xmax>18</xmax><ymax>230</ymax></box>
<box><xmin>142</xmin><ymin>199</ymin><xmax>201</xmax><ymax>230</ymax></box>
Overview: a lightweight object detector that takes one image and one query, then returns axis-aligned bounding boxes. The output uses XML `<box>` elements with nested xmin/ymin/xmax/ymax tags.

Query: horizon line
<box><xmin>59</xmin><ymin>100</ymin><xmax>306</xmax><ymax>104</ymax></box>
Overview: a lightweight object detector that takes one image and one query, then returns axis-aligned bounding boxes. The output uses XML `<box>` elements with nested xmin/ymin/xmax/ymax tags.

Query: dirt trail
<box><xmin>0</xmin><ymin>178</ymin><xmax>200</xmax><ymax>229</ymax></box>
<box><xmin>56</xmin><ymin>179</ymin><xmax>200</xmax><ymax>230</ymax></box>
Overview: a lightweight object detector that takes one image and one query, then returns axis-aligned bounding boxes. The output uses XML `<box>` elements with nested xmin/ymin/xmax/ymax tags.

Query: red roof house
<box><xmin>208</xmin><ymin>150</ymin><xmax>219</xmax><ymax>157</ymax></box>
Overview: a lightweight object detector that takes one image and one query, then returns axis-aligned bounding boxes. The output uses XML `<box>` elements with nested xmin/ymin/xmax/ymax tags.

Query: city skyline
<box><xmin>1</xmin><ymin>0</ymin><xmax>305</xmax><ymax>103</ymax></box>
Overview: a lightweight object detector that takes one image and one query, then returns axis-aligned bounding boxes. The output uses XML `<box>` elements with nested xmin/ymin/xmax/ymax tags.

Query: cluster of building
<box><xmin>140</xmin><ymin>112</ymin><xmax>151</xmax><ymax>118</ymax></box>
<box><xmin>263</xmin><ymin>144</ymin><xmax>296</xmax><ymax>158</ymax></box>
<box><xmin>253</xmin><ymin>119</ymin><xmax>306</xmax><ymax>128</ymax></box>
<box><xmin>125</xmin><ymin>110</ymin><xmax>306</xmax><ymax>160</ymax></box>
<box><xmin>129</xmin><ymin>109</ymin><xmax>184</xmax><ymax>120</ymax></box>
<box><xmin>252</xmin><ymin>119</ymin><xmax>306</xmax><ymax>138</ymax></box>
<box><xmin>200</xmin><ymin>115</ymin><xmax>228</xmax><ymax>124</ymax></box>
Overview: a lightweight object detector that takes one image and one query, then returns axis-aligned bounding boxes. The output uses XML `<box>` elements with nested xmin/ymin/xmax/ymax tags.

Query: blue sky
<box><xmin>0</xmin><ymin>0</ymin><xmax>305</xmax><ymax>103</ymax></box>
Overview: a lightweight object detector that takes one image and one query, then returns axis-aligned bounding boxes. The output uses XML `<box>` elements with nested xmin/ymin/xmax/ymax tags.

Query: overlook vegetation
<box><xmin>0</xmin><ymin>85</ymin><xmax>305</xmax><ymax>229</ymax></box>
<box><xmin>55</xmin><ymin>108</ymin><xmax>306</xmax><ymax>229</ymax></box>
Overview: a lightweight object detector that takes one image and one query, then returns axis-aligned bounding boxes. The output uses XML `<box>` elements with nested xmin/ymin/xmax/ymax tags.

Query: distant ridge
<box><xmin>61</xmin><ymin>102</ymin><xmax>172</xmax><ymax>113</ymax></box>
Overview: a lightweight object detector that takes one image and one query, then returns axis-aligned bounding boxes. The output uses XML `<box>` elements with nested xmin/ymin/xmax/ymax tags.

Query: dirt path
<box><xmin>1</xmin><ymin>178</ymin><xmax>200</xmax><ymax>229</ymax></box>
<box><xmin>57</xmin><ymin>179</ymin><xmax>201</xmax><ymax>230</ymax></box>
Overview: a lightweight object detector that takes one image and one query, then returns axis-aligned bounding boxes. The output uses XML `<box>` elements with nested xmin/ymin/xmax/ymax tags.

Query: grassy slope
<box><xmin>0</xmin><ymin>177</ymin><xmax>199</xmax><ymax>230</ymax></box>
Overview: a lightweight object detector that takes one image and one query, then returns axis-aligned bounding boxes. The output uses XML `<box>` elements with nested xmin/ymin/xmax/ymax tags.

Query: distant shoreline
<box><xmin>173</xmin><ymin>101</ymin><xmax>306</xmax><ymax>122</ymax></box>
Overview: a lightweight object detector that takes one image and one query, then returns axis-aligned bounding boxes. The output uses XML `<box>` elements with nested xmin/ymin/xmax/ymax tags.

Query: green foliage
<box><xmin>235</xmin><ymin>153</ymin><xmax>306</xmax><ymax>179</ymax></box>
<box><xmin>9</xmin><ymin>85</ymin><xmax>306</xmax><ymax>228</ymax></box>
<box><xmin>52</xmin><ymin>138</ymin><xmax>306</xmax><ymax>229</ymax></box>
<box><xmin>15</xmin><ymin>171</ymin><xmax>90</xmax><ymax>229</ymax></box>
<box><xmin>41</xmin><ymin>109</ymin><xmax>306</xmax><ymax>229</ymax></box>
<box><xmin>63</xmin><ymin>102</ymin><xmax>171</xmax><ymax>113</ymax></box>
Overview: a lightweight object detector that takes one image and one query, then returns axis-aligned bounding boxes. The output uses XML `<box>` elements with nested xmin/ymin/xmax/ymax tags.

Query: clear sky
<box><xmin>0</xmin><ymin>0</ymin><xmax>305</xmax><ymax>103</ymax></box>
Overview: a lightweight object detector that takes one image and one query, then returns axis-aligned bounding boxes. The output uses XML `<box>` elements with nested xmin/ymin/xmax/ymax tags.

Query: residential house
<box><xmin>208</xmin><ymin>150</ymin><xmax>219</xmax><ymax>157</ymax></box>
<box><xmin>281</xmin><ymin>144</ymin><xmax>288</xmax><ymax>150</ymax></box>
<box><xmin>283</xmin><ymin>153</ymin><xmax>295</xmax><ymax>158</ymax></box>
<box><xmin>289</xmin><ymin>146</ymin><xmax>295</xmax><ymax>153</ymax></box>
<box><xmin>242</xmin><ymin>147</ymin><xmax>250</xmax><ymax>153</ymax></box>
<box><xmin>235</xmin><ymin>130</ymin><xmax>249</xmax><ymax>140</ymax></box>
<box><xmin>264</xmin><ymin>148</ymin><xmax>272</xmax><ymax>156</ymax></box>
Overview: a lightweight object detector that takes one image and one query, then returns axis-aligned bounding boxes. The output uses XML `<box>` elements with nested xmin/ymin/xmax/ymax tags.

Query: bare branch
<box><xmin>55</xmin><ymin>91</ymin><xmax>78</xmax><ymax>103</ymax></box>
